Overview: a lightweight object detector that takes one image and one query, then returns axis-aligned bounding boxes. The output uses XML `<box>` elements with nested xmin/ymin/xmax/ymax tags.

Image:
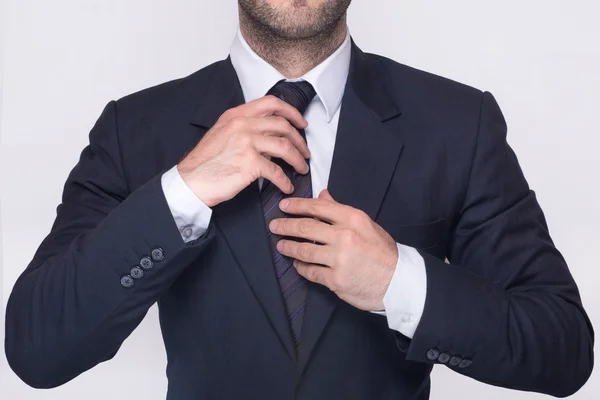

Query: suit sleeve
<box><xmin>394</xmin><ymin>92</ymin><xmax>594</xmax><ymax>397</ymax></box>
<box><xmin>4</xmin><ymin>101</ymin><xmax>217</xmax><ymax>388</ymax></box>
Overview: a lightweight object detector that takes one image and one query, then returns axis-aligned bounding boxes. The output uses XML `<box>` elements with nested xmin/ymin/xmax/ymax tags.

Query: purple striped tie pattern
<box><xmin>261</xmin><ymin>79</ymin><xmax>317</xmax><ymax>346</ymax></box>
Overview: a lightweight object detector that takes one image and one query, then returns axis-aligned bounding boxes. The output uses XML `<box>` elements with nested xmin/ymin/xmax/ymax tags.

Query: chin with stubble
<box><xmin>238</xmin><ymin>0</ymin><xmax>352</xmax><ymax>39</ymax></box>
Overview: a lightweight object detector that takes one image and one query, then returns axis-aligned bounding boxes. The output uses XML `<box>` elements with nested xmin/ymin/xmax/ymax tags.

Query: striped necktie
<box><xmin>261</xmin><ymin>79</ymin><xmax>317</xmax><ymax>346</ymax></box>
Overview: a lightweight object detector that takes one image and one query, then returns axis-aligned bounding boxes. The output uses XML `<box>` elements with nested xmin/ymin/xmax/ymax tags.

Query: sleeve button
<box><xmin>120</xmin><ymin>275</ymin><xmax>134</xmax><ymax>288</ymax></box>
<box><xmin>426</xmin><ymin>348</ymin><xmax>440</xmax><ymax>362</ymax></box>
<box><xmin>140</xmin><ymin>256</ymin><xmax>153</xmax><ymax>270</ymax></box>
<box><xmin>458</xmin><ymin>359</ymin><xmax>473</xmax><ymax>369</ymax></box>
<box><xmin>151</xmin><ymin>247</ymin><xmax>164</xmax><ymax>262</ymax></box>
<box><xmin>438</xmin><ymin>353</ymin><xmax>450</xmax><ymax>364</ymax></box>
<box><xmin>449</xmin><ymin>356</ymin><xmax>463</xmax><ymax>366</ymax></box>
<box><xmin>130</xmin><ymin>266</ymin><xmax>144</xmax><ymax>279</ymax></box>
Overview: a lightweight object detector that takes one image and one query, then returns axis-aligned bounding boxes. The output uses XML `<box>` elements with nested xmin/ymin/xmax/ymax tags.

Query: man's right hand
<box><xmin>177</xmin><ymin>95</ymin><xmax>312</xmax><ymax>208</ymax></box>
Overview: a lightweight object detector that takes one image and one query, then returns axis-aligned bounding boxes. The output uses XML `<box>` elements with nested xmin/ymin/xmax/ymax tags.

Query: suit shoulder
<box><xmin>363</xmin><ymin>52</ymin><xmax>490</xmax><ymax>147</ymax></box>
<box><xmin>365</xmin><ymin>53</ymin><xmax>485</xmax><ymax>119</ymax></box>
<box><xmin>113</xmin><ymin>59</ymin><xmax>225</xmax><ymax>117</ymax></box>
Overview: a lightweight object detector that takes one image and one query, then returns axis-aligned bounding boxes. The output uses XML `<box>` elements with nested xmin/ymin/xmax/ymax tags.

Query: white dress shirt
<box><xmin>160</xmin><ymin>26</ymin><xmax>427</xmax><ymax>339</ymax></box>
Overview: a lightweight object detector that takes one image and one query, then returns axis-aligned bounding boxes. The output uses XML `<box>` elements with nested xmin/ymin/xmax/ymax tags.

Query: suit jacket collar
<box><xmin>346</xmin><ymin>38</ymin><xmax>401</xmax><ymax>122</ymax></box>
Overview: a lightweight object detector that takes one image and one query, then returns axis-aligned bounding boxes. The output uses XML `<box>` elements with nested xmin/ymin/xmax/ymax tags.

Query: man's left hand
<box><xmin>269</xmin><ymin>189</ymin><xmax>399</xmax><ymax>312</ymax></box>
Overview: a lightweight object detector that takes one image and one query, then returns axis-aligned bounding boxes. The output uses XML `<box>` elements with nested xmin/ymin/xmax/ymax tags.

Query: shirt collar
<box><xmin>229</xmin><ymin>25</ymin><xmax>351</xmax><ymax>122</ymax></box>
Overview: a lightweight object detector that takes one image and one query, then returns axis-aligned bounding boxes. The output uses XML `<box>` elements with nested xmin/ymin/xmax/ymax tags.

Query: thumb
<box><xmin>318</xmin><ymin>189</ymin><xmax>335</xmax><ymax>201</ymax></box>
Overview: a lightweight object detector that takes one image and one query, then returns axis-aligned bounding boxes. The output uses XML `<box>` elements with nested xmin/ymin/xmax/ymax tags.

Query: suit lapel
<box><xmin>189</xmin><ymin>58</ymin><xmax>297</xmax><ymax>362</ymax></box>
<box><xmin>297</xmin><ymin>40</ymin><xmax>404</xmax><ymax>376</ymax></box>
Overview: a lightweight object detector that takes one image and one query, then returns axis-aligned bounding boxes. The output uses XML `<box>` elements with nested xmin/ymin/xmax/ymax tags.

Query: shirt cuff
<box><xmin>161</xmin><ymin>165</ymin><xmax>213</xmax><ymax>243</ymax></box>
<box><xmin>381</xmin><ymin>243</ymin><xmax>427</xmax><ymax>339</ymax></box>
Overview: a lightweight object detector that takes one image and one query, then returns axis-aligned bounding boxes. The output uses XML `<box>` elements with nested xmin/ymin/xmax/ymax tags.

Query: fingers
<box><xmin>269</xmin><ymin>217</ymin><xmax>334</xmax><ymax>245</ymax></box>
<box><xmin>278</xmin><ymin>196</ymin><xmax>349</xmax><ymax>225</ymax></box>
<box><xmin>225</xmin><ymin>115</ymin><xmax>311</xmax><ymax>160</ymax></box>
<box><xmin>276</xmin><ymin>239</ymin><xmax>338</xmax><ymax>267</ymax></box>
<box><xmin>229</xmin><ymin>95</ymin><xmax>308</xmax><ymax>130</ymax></box>
<box><xmin>294</xmin><ymin>260</ymin><xmax>333</xmax><ymax>288</ymax></box>
<box><xmin>256</xmin><ymin>156</ymin><xmax>295</xmax><ymax>194</ymax></box>
<box><xmin>257</xmin><ymin>116</ymin><xmax>311</xmax><ymax>159</ymax></box>
<box><xmin>254</xmin><ymin>134</ymin><xmax>309</xmax><ymax>175</ymax></box>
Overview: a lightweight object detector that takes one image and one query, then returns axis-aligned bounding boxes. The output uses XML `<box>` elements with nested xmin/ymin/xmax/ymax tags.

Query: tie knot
<box><xmin>266</xmin><ymin>79</ymin><xmax>317</xmax><ymax>115</ymax></box>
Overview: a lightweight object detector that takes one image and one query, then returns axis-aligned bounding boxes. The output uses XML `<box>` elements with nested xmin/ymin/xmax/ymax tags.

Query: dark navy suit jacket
<box><xmin>5</xmin><ymin>39</ymin><xmax>594</xmax><ymax>399</ymax></box>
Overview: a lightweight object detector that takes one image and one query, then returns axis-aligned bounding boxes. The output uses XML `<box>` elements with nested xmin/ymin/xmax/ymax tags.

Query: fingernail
<box><xmin>293</xmin><ymin>260</ymin><xmax>298</xmax><ymax>268</ymax></box>
<box><xmin>280</xmin><ymin>199</ymin><xmax>290</xmax><ymax>209</ymax></box>
<box><xmin>270</xmin><ymin>220</ymin><xmax>279</xmax><ymax>230</ymax></box>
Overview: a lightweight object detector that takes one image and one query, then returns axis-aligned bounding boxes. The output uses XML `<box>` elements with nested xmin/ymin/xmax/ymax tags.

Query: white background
<box><xmin>1</xmin><ymin>0</ymin><xmax>598</xmax><ymax>399</ymax></box>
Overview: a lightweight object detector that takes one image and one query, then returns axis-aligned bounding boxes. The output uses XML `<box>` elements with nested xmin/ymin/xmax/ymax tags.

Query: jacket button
<box><xmin>151</xmin><ymin>247</ymin><xmax>164</xmax><ymax>262</ymax></box>
<box><xmin>426</xmin><ymin>348</ymin><xmax>440</xmax><ymax>361</ymax></box>
<box><xmin>120</xmin><ymin>275</ymin><xmax>134</xmax><ymax>288</ymax></box>
<box><xmin>130</xmin><ymin>266</ymin><xmax>144</xmax><ymax>279</ymax></box>
<box><xmin>458</xmin><ymin>359</ymin><xmax>473</xmax><ymax>369</ymax></box>
<box><xmin>140</xmin><ymin>256</ymin><xmax>153</xmax><ymax>270</ymax></box>
<box><xmin>438</xmin><ymin>353</ymin><xmax>450</xmax><ymax>364</ymax></box>
<box><xmin>449</xmin><ymin>356</ymin><xmax>463</xmax><ymax>366</ymax></box>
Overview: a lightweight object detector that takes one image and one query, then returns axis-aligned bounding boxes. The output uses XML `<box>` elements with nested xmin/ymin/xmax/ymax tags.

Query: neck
<box><xmin>239</xmin><ymin>13</ymin><xmax>347</xmax><ymax>79</ymax></box>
